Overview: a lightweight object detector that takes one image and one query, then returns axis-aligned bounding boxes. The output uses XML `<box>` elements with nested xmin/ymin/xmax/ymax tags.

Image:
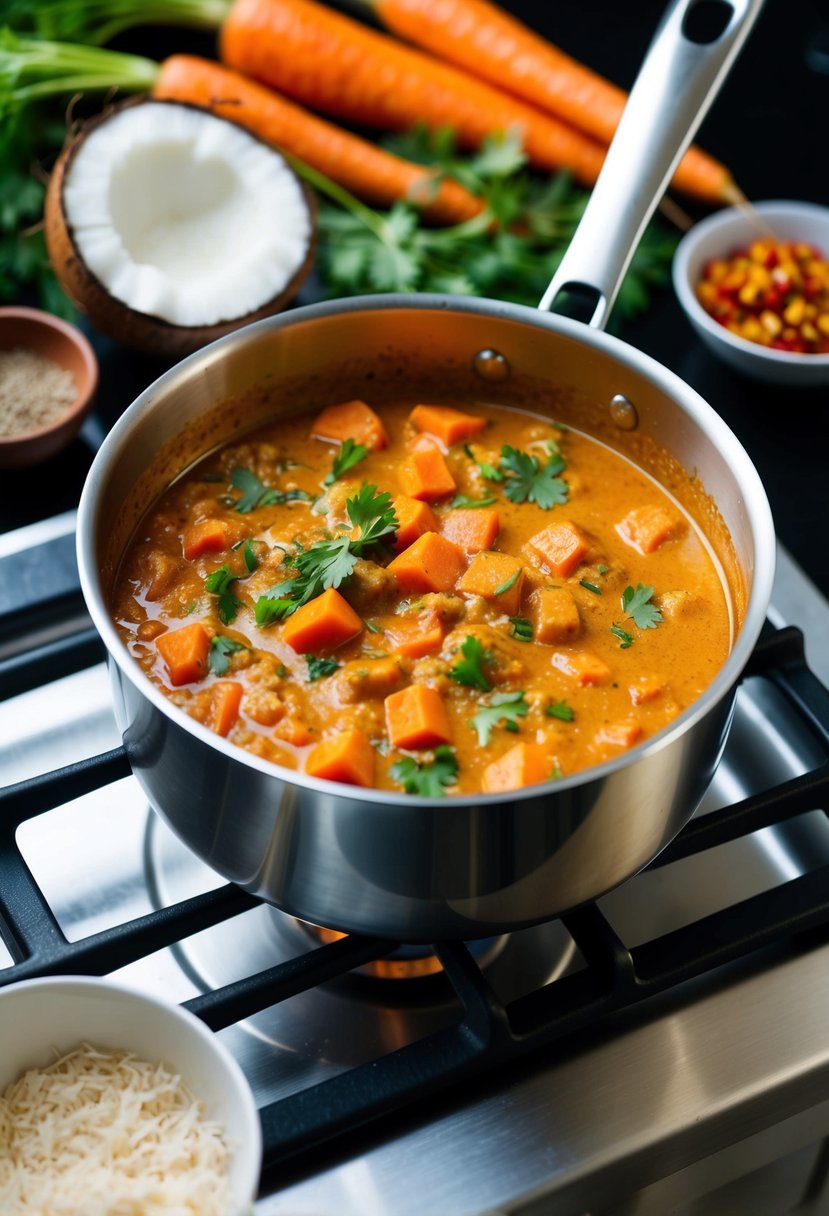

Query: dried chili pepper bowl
<box><xmin>673</xmin><ymin>199</ymin><xmax>829</xmax><ymax>386</ymax></box>
<box><xmin>0</xmin><ymin>305</ymin><xmax>99</xmax><ymax>469</ymax></box>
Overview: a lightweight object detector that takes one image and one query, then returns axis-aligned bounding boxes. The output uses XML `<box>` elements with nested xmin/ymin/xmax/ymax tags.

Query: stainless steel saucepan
<box><xmin>77</xmin><ymin>0</ymin><xmax>773</xmax><ymax>940</ymax></box>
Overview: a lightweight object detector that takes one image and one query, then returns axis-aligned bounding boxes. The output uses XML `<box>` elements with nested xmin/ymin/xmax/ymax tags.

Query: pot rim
<box><xmin>77</xmin><ymin>292</ymin><xmax>776</xmax><ymax>807</ymax></box>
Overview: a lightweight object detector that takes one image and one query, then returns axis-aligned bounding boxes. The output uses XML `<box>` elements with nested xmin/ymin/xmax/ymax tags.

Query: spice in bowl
<box><xmin>695</xmin><ymin>238</ymin><xmax>829</xmax><ymax>354</ymax></box>
<box><xmin>0</xmin><ymin>346</ymin><xmax>78</xmax><ymax>437</ymax></box>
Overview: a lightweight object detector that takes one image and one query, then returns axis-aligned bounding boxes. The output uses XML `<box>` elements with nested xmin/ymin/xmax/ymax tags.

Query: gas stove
<box><xmin>1</xmin><ymin>508</ymin><xmax>828</xmax><ymax>1215</ymax></box>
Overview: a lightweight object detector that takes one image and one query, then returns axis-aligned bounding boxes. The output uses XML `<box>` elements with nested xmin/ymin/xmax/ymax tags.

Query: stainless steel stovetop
<box><xmin>1</xmin><ymin>516</ymin><xmax>828</xmax><ymax>1216</ymax></box>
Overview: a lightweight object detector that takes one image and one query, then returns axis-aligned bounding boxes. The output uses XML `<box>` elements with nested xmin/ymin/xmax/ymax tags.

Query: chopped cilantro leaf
<box><xmin>306</xmin><ymin>655</ymin><xmax>341</xmax><ymax>681</ymax></box>
<box><xmin>230</xmin><ymin>466</ymin><xmax>312</xmax><ymax>512</ymax></box>
<box><xmin>545</xmin><ymin>700</ymin><xmax>575</xmax><ymax>722</ymax></box>
<box><xmin>621</xmin><ymin>584</ymin><xmax>663</xmax><ymax>630</ymax></box>
<box><xmin>509</xmin><ymin>617</ymin><xmax>533</xmax><ymax>642</ymax></box>
<box><xmin>208</xmin><ymin>635</ymin><xmax>247</xmax><ymax>676</ymax></box>
<box><xmin>500</xmin><ymin>444</ymin><xmax>569</xmax><ymax>509</ymax></box>
<box><xmin>494</xmin><ymin>569</ymin><xmax>520</xmax><ymax>596</ymax></box>
<box><xmin>450</xmin><ymin>494</ymin><xmax>498</xmax><ymax>509</ymax></box>
<box><xmin>464</xmin><ymin>443</ymin><xmax>504</xmax><ymax>483</ymax></box>
<box><xmin>579</xmin><ymin>578</ymin><xmax>602</xmax><ymax>595</ymax></box>
<box><xmin>231</xmin><ymin>537</ymin><xmax>261</xmax><ymax>573</ymax></box>
<box><xmin>204</xmin><ymin>565</ymin><xmax>245</xmax><ymax>625</ymax></box>
<box><xmin>449</xmin><ymin>635</ymin><xmax>492</xmax><ymax>691</ymax></box>
<box><xmin>324</xmin><ymin>438</ymin><xmax>368</xmax><ymax>487</ymax></box>
<box><xmin>611</xmin><ymin>623</ymin><xmax>634</xmax><ymax>649</ymax></box>
<box><xmin>469</xmin><ymin>690</ymin><xmax>529</xmax><ymax>746</ymax></box>
<box><xmin>365</xmin><ymin>620</ymin><xmax>382</xmax><ymax>634</ymax></box>
<box><xmin>390</xmin><ymin>745</ymin><xmax>459</xmax><ymax>797</ymax></box>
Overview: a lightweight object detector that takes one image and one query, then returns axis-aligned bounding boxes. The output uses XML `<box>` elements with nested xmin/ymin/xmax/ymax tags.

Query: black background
<box><xmin>3</xmin><ymin>0</ymin><xmax>828</xmax><ymax>594</ymax></box>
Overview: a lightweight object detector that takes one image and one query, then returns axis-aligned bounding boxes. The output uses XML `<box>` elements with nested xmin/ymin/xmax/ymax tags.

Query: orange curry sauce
<box><xmin>112</xmin><ymin>399</ymin><xmax>731</xmax><ymax>795</ymax></box>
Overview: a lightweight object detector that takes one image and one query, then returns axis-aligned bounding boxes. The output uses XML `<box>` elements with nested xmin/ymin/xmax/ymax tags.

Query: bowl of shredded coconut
<box><xmin>0</xmin><ymin>306</ymin><xmax>98</xmax><ymax>469</ymax></box>
<box><xmin>0</xmin><ymin>975</ymin><xmax>262</xmax><ymax>1215</ymax></box>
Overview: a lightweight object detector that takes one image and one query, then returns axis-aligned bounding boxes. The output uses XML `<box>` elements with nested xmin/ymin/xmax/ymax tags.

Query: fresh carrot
<box><xmin>219</xmin><ymin>0</ymin><xmax>607</xmax><ymax>187</ymax></box>
<box><xmin>153</xmin><ymin>55</ymin><xmax>484</xmax><ymax>225</ymax></box>
<box><xmin>358</xmin><ymin>0</ymin><xmax>735</xmax><ymax>203</ymax></box>
<box><xmin>155</xmin><ymin>622</ymin><xmax>211</xmax><ymax>686</ymax></box>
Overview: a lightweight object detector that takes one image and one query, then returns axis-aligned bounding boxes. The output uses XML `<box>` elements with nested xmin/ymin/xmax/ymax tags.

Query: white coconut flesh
<box><xmin>61</xmin><ymin>102</ymin><xmax>313</xmax><ymax>328</ymax></box>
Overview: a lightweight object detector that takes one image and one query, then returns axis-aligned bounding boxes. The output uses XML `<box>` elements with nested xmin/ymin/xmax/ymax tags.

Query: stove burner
<box><xmin>304</xmin><ymin>923</ymin><xmax>507</xmax><ymax>980</ymax></box>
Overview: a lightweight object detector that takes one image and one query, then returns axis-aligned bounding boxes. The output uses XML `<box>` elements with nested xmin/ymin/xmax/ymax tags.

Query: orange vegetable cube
<box><xmin>205</xmin><ymin>680</ymin><xmax>243</xmax><ymax>737</ymax></box>
<box><xmin>398</xmin><ymin>438</ymin><xmax>456</xmax><ymax>501</ymax></box>
<box><xmin>281</xmin><ymin>587</ymin><xmax>363</xmax><ymax>654</ymax></box>
<box><xmin>305</xmin><ymin>727</ymin><xmax>375</xmax><ymax>787</ymax></box>
<box><xmin>386</xmin><ymin>683</ymin><xmax>453</xmax><ymax>750</ymax></box>
<box><xmin>385</xmin><ymin>613</ymin><xmax>445</xmax><ymax>658</ymax></box>
<box><xmin>387</xmin><ymin>531</ymin><xmax>466</xmax><ymax>594</ymax></box>
<box><xmin>598</xmin><ymin>720</ymin><xmax>644</xmax><ymax>749</ymax></box>
<box><xmin>617</xmin><ymin>505</ymin><xmax>686</xmax><ymax>554</ymax></box>
<box><xmin>336</xmin><ymin>657</ymin><xmax>405</xmax><ymax>703</ymax></box>
<box><xmin>525</xmin><ymin>520</ymin><xmax>588</xmax><ymax>578</ymax></box>
<box><xmin>311</xmin><ymin>399</ymin><xmax>388</xmax><ymax>451</ymax></box>
<box><xmin>441</xmin><ymin>508</ymin><xmax>500</xmax><ymax>555</ymax></box>
<box><xmin>481</xmin><ymin>742</ymin><xmax>551</xmax><ymax>793</ymax></box>
<box><xmin>156</xmin><ymin>622</ymin><xmax>210</xmax><ymax>687</ymax></box>
<box><xmin>529</xmin><ymin>587</ymin><xmax>580</xmax><ymax>644</ymax></box>
<box><xmin>552</xmin><ymin>650</ymin><xmax>612</xmax><ymax>686</ymax></box>
<box><xmin>182</xmin><ymin>518</ymin><xmax>231</xmax><ymax>560</ymax></box>
<box><xmin>457</xmin><ymin>551</ymin><xmax>524</xmax><ymax>615</ymax></box>
<box><xmin>629</xmin><ymin>674</ymin><xmax>666</xmax><ymax>705</ymax></box>
<box><xmin>393</xmin><ymin>495</ymin><xmax>439</xmax><ymax>553</ymax></box>
<box><xmin>410</xmin><ymin>403</ymin><xmax>487</xmax><ymax>447</ymax></box>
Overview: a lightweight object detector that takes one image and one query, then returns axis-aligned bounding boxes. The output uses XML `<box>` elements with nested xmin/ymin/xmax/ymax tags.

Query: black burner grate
<box><xmin>1</xmin><ymin>622</ymin><xmax>828</xmax><ymax>1188</ymax></box>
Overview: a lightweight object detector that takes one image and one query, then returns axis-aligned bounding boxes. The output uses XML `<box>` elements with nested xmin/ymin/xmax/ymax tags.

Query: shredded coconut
<box><xmin>0</xmin><ymin>1042</ymin><xmax>234</xmax><ymax>1215</ymax></box>
<box><xmin>0</xmin><ymin>348</ymin><xmax>77</xmax><ymax>437</ymax></box>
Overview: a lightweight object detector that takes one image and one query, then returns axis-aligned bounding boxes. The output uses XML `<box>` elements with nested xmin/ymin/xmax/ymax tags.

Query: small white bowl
<box><xmin>673</xmin><ymin>199</ymin><xmax>829</xmax><ymax>386</ymax></box>
<box><xmin>0</xmin><ymin>975</ymin><xmax>261</xmax><ymax>1214</ymax></box>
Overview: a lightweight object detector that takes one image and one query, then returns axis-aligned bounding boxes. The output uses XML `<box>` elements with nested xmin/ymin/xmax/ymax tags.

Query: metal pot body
<box><xmin>78</xmin><ymin>296</ymin><xmax>774</xmax><ymax>940</ymax></box>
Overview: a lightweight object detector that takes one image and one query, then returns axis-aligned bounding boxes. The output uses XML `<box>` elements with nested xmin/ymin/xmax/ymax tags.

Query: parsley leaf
<box><xmin>611</xmin><ymin>623</ymin><xmax>634</xmax><ymax>649</ymax></box>
<box><xmin>390</xmin><ymin>745</ymin><xmax>459</xmax><ymax>797</ymax></box>
<box><xmin>324</xmin><ymin>438</ymin><xmax>368</xmax><ymax>487</ymax></box>
<box><xmin>208</xmin><ymin>635</ymin><xmax>247</xmax><ymax>676</ymax></box>
<box><xmin>230</xmin><ymin>466</ymin><xmax>312</xmax><ymax>512</ymax></box>
<box><xmin>449</xmin><ymin>635</ymin><xmax>493</xmax><ymax>691</ymax></box>
<box><xmin>255</xmin><ymin>485</ymin><xmax>397</xmax><ymax>622</ymax></box>
<box><xmin>469</xmin><ymin>690</ymin><xmax>529</xmax><ymax>746</ymax></box>
<box><xmin>621</xmin><ymin>584</ymin><xmax>663</xmax><ymax>630</ymax></box>
<box><xmin>306</xmin><ymin>655</ymin><xmax>341</xmax><ymax>681</ymax></box>
<box><xmin>500</xmin><ymin>445</ymin><xmax>569</xmax><ymax>510</ymax></box>
<box><xmin>546</xmin><ymin>700</ymin><xmax>575</xmax><ymax>722</ymax></box>
<box><xmin>204</xmin><ymin>565</ymin><xmax>245</xmax><ymax>625</ymax></box>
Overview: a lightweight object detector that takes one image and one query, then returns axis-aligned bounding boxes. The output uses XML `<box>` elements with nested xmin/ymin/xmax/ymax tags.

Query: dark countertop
<box><xmin>2</xmin><ymin>0</ymin><xmax>827</xmax><ymax>596</ymax></box>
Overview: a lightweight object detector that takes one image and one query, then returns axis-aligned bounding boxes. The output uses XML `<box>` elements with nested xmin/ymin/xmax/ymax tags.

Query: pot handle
<box><xmin>537</xmin><ymin>0</ymin><xmax>765</xmax><ymax>328</ymax></box>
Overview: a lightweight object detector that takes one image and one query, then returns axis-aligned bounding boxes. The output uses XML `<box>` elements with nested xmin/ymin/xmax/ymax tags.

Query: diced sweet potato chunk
<box><xmin>306</xmin><ymin>727</ymin><xmax>375</xmax><ymax>786</ymax></box>
<box><xmin>629</xmin><ymin>674</ymin><xmax>666</xmax><ymax>705</ymax></box>
<box><xmin>441</xmin><ymin>508</ymin><xmax>500</xmax><ymax>555</ymax></box>
<box><xmin>336</xmin><ymin>657</ymin><xmax>405</xmax><ymax>703</ymax></box>
<box><xmin>410</xmin><ymin>404</ymin><xmax>486</xmax><ymax>447</ymax></box>
<box><xmin>617</xmin><ymin>505</ymin><xmax>686</xmax><ymax>554</ymax></box>
<box><xmin>311</xmin><ymin>399</ymin><xmax>388</xmax><ymax>451</ymax></box>
<box><xmin>529</xmin><ymin>587</ymin><xmax>581</xmax><ymax>645</ymax></box>
<box><xmin>552</xmin><ymin>650</ymin><xmax>612</xmax><ymax>686</ymax></box>
<box><xmin>387</xmin><ymin>532</ymin><xmax>466</xmax><ymax>594</ymax></box>
<box><xmin>598</xmin><ymin>720</ymin><xmax>644</xmax><ymax>749</ymax></box>
<box><xmin>398</xmin><ymin>439</ymin><xmax>456</xmax><ymax>501</ymax></box>
<box><xmin>282</xmin><ymin>588</ymin><xmax>363</xmax><ymax>654</ymax></box>
<box><xmin>156</xmin><ymin>622</ymin><xmax>210</xmax><ymax>686</ymax></box>
<box><xmin>385</xmin><ymin>684</ymin><xmax>452</xmax><ymax>749</ymax></box>
<box><xmin>525</xmin><ymin>520</ymin><xmax>588</xmax><ymax>578</ymax></box>
<box><xmin>385</xmin><ymin>613</ymin><xmax>445</xmax><ymax>658</ymax></box>
<box><xmin>393</xmin><ymin>495</ymin><xmax>439</xmax><ymax>553</ymax></box>
<box><xmin>205</xmin><ymin>681</ymin><xmax>243</xmax><ymax>737</ymax></box>
<box><xmin>182</xmin><ymin>518</ymin><xmax>231</xmax><ymax>560</ymax></box>
<box><xmin>481</xmin><ymin>742</ymin><xmax>551</xmax><ymax>793</ymax></box>
<box><xmin>457</xmin><ymin>551</ymin><xmax>524</xmax><ymax>615</ymax></box>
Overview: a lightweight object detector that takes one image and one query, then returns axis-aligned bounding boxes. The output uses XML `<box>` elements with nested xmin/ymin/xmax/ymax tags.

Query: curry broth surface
<box><xmin>112</xmin><ymin>399</ymin><xmax>731</xmax><ymax>794</ymax></box>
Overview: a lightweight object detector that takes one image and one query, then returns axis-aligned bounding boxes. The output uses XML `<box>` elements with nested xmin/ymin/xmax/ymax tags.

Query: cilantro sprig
<box><xmin>449</xmin><ymin>635</ymin><xmax>493</xmax><ymax>692</ymax></box>
<box><xmin>464</xmin><ymin>444</ymin><xmax>504</xmax><ymax>483</ymax></box>
<box><xmin>621</xmin><ymin>584</ymin><xmax>663</xmax><ymax>630</ymax></box>
<box><xmin>255</xmin><ymin>484</ymin><xmax>398</xmax><ymax>623</ymax></box>
<box><xmin>230</xmin><ymin>466</ymin><xmax>312</xmax><ymax>513</ymax></box>
<box><xmin>306</xmin><ymin>655</ymin><xmax>341</xmax><ymax>681</ymax></box>
<box><xmin>469</xmin><ymin>690</ymin><xmax>529</xmax><ymax>746</ymax></box>
<box><xmin>208</xmin><ymin>635</ymin><xmax>248</xmax><ymax>676</ymax></box>
<box><xmin>546</xmin><ymin>700</ymin><xmax>575</xmax><ymax>722</ymax></box>
<box><xmin>610</xmin><ymin>623</ymin><xmax>634</xmax><ymax>649</ymax></box>
<box><xmin>451</xmin><ymin>494</ymin><xmax>498</xmax><ymax>509</ymax></box>
<box><xmin>500</xmin><ymin>445</ymin><xmax>569</xmax><ymax>510</ymax></box>
<box><xmin>390</xmin><ymin>746</ymin><xmax>459</xmax><ymax>798</ymax></box>
<box><xmin>324</xmin><ymin>438</ymin><xmax>368</xmax><ymax>487</ymax></box>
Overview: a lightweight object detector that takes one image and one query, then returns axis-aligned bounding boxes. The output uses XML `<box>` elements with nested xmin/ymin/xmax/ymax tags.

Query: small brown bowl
<box><xmin>0</xmin><ymin>305</ymin><xmax>99</xmax><ymax>469</ymax></box>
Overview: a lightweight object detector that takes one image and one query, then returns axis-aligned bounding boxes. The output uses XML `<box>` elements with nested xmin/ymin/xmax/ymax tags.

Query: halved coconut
<box><xmin>45</xmin><ymin>99</ymin><xmax>316</xmax><ymax>357</ymax></box>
